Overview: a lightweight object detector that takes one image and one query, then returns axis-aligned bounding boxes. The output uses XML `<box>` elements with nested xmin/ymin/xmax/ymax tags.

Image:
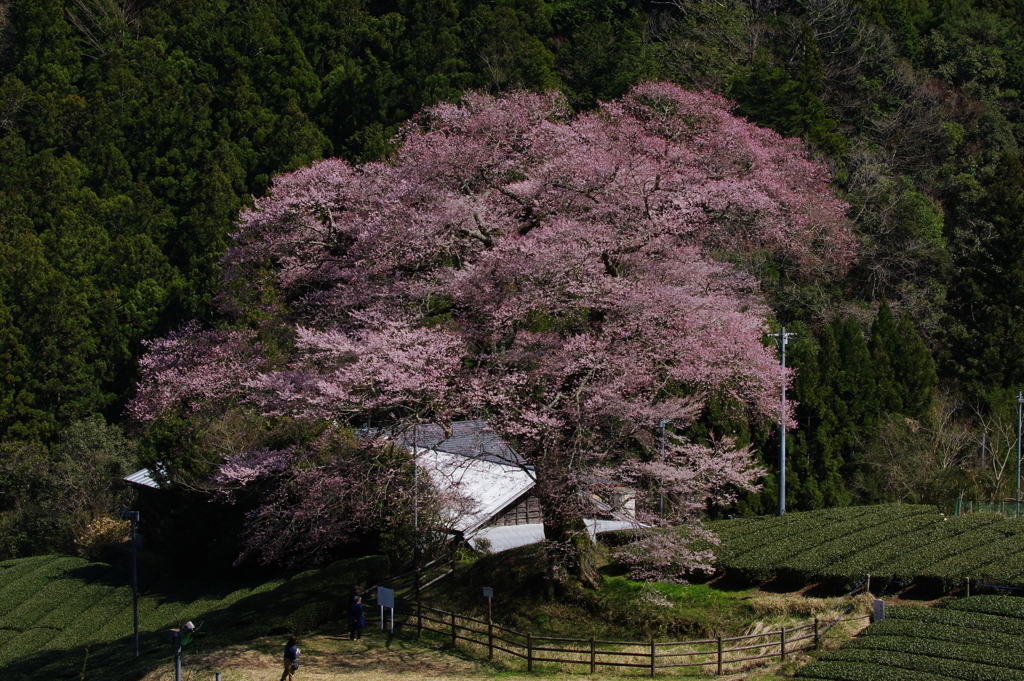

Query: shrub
<box><xmin>74</xmin><ymin>517</ymin><xmax>130</xmax><ymax>563</ymax></box>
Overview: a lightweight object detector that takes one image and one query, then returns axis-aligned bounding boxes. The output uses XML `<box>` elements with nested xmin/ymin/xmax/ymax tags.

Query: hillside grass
<box><xmin>0</xmin><ymin>545</ymin><xmax>871</xmax><ymax>681</ymax></box>
<box><xmin>426</xmin><ymin>544</ymin><xmax>867</xmax><ymax>643</ymax></box>
<box><xmin>0</xmin><ymin>553</ymin><xmax>387</xmax><ymax>680</ymax></box>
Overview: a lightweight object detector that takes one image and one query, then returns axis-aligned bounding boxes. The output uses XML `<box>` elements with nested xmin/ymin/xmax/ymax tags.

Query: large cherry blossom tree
<box><xmin>133</xmin><ymin>83</ymin><xmax>853</xmax><ymax>580</ymax></box>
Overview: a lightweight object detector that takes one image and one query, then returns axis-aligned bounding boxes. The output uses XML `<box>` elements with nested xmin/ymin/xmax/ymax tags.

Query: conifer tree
<box><xmin>871</xmin><ymin>299</ymin><xmax>903</xmax><ymax>414</ymax></box>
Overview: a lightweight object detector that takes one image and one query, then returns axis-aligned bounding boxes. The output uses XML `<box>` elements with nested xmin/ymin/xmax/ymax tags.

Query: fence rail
<box><xmin>375</xmin><ymin>599</ymin><xmax>867</xmax><ymax>676</ymax></box>
<box><xmin>373</xmin><ymin>562</ymin><xmax>870</xmax><ymax>676</ymax></box>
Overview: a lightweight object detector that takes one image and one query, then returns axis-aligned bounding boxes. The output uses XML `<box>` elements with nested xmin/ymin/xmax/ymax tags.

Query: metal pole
<box><xmin>779</xmin><ymin>328</ymin><xmax>789</xmax><ymax>516</ymax></box>
<box><xmin>413</xmin><ymin>424</ymin><xmax>418</xmax><ymax>537</ymax></box>
<box><xmin>658</xmin><ymin>419</ymin><xmax>669</xmax><ymax>519</ymax></box>
<box><xmin>130</xmin><ymin>513</ymin><xmax>138</xmax><ymax>658</ymax></box>
<box><xmin>1017</xmin><ymin>392</ymin><xmax>1022</xmax><ymax>507</ymax></box>
<box><xmin>765</xmin><ymin>329</ymin><xmax>795</xmax><ymax>516</ymax></box>
<box><xmin>172</xmin><ymin>631</ymin><xmax>182</xmax><ymax>681</ymax></box>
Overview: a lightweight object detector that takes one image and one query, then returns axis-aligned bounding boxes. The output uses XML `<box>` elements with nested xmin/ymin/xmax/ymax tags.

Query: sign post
<box><xmin>377</xmin><ymin>587</ymin><xmax>395</xmax><ymax>633</ymax></box>
<box><xmin>483</xmin><ymin>587</ymin><xmax>494</xmax><ymax>660</ymax></box>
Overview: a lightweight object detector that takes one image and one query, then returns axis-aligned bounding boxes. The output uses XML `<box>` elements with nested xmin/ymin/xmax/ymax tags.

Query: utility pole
<box><xmin>767</xmin><ymin>328</ymin><xmax>796</xmax><ymax>516</ymax></box>
<box><xmin>1017</xmin><ymin>392</ymin><xmax>1023</xmax><ymax>513</ymax></box>
<box><xmin>658</xmin><ymin>419</ymin><xmax>669</xmax><ymax>519</ymax></box>
<box><xmin>413</xmin><ymin>424</ymin><xmax>418</xmax><ymax>536</ymax></box>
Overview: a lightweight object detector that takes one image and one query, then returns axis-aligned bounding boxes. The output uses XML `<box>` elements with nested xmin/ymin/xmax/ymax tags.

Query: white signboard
<box><xmin>482</xmin><ymin>587</ymin><xmax>493</xmax><ymax>598</ymax></box>
<box><xmin>377</xmin><ymin>586</ymin><xmax>395</xmax><ymax>609</ymax></box>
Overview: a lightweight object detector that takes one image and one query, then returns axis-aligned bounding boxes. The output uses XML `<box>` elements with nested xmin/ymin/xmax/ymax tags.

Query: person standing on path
<box><xmin>349</xmin><ymin>596</ymin><xmax>365</xmax><ymax>640</ymax></box>
<box><xmin>281</xmin><ymin>635</ymin><xmax>300</xmax><ymax>681</ymax></box>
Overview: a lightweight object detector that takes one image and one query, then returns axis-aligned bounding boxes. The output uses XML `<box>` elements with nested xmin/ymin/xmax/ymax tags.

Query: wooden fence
<box><xmin>368</xmin><ymin>561</ymin><xmax>872</xmax><ymax>676</ymax></box>
<box><xmin>376</xmin><ymin>602</ymin><xmax>869</xmax><ymax>676</ymax></box>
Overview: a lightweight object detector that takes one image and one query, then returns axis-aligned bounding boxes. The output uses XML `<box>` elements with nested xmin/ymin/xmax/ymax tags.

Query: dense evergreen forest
<box><xmin>3</xmin><ymin>0</ymin><xmax>1024</xmax><ymax>565</ymax></box>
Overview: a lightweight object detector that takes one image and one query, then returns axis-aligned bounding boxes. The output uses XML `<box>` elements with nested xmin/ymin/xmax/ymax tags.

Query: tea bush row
<box><xmin>868</xmin><ymin>618</ymin><xmax>1021</xmax><ymax>650</ymax></box>
<box><xmin>887</xmin><ymin>602</ymin><xmax>1024</xmax><ymax>637</ymax></box>
<box><xmin>715</xmin><ymin>506</ymin><xmax>932</xmax><ymax>584</ymax></box>
<box><xmin>0</xmin><ymin>557</ymin><xmax>89</xmax><ymax>616</ymax></box>
<box><xmin>802</xmin><ymin>648</ymin><xmax>1019</xmax><ymax>681</ymax></box>
<box><xmin>796</xmin><ymin>660</ymin><xmax>953</xmax><ymax>681</ymax></box>
<box><xmin>843</xmin><ymin>634</ymin><xmax>1024</xmax><ymax>670</ymax></box>
<box><xmin>708</xmin><ymin>505</ymin><xmax>1024</xmax><ymax>590</ymax></box>
<box><xmin>715</xmin><ymin>505</ymin><xmax>901</xmax><ymax>563</ymax></box>
<box><xmin>775</xmin><ymin>512</ymin><xmax>940</xmax><ymax>587</ymax></box>
<box><xmin>796</xmin><ymin>596</ymin><xmax>1024</xmax><ymax>680</ymax></box>
<box><xmin>0</xmin><ymin>554</ymin><xmax>388</xmax><ymax>680</ymax></box>
<box><xmin>946</xmin><ymin>594</ymin><xmax>1024</xmax><ymax>619</ymax></box>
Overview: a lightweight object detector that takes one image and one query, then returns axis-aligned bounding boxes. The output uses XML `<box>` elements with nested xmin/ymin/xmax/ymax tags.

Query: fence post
<box><xmin>451</xmin><ymin>611</ymin><xmax>458</xmax><ymax>648</ymax></box>
<box><xmin>814</xmin><ymin>617</ymin><xmax>819</xmax><ymax>649</ymax></box>
<box><xmin>488</xmin><ymin>620</ymin><xmax>493</xmax><ymax>660</ymax></box>
<box><xmin>527</xmin><ymin>633</ymin><xmax>533</xmax><ymax>672</ymax></box>
<box><xmin>866</xmin><ymin>573</ymin><xmax>871</xmax><ymax>595</ymax></box>
<box><xmin>650</xmin><ymin>637</ymin><xmax>656</xmax><ymax>677</ymax></box>
<box><xmin>780</xmin><ymin>626</ymin><xmax>786</xmax><ymax>660</ymax></box>
<box><xmin>590</xmin><ymin>636</ymin><xmax>596</xmax><ymax>674</ymax></box>
<box><xmin>416</xmin><ymin>567</ymin><xmax>422</xmax><ymax>639</ymax></box>
<box><xmin>716</xmin><ymin>635</ymin><xmax>723</xmax><ymax>675</ymax></box>
<box><xmin>966</xmin><ymin>578</ymin><xmax>971</xmax><ymax>598</ymax></box>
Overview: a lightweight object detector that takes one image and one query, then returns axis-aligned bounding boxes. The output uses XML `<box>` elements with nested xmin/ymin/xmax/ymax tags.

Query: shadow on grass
<box><xmin>1</xmin><ymin>556</ymin><xmax>388</xmax><ymax>681</ymax></box>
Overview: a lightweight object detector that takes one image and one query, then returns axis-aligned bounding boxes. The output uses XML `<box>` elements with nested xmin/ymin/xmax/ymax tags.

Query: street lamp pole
<box><xmin>767</xmin><ymin>328</ymin><xmax>796</xmax><ymax>516</ymax></box>
<box><xmin>120</xmin><ymin>508</ymin><xmax>140</xmax><ymax>657</ymax></box>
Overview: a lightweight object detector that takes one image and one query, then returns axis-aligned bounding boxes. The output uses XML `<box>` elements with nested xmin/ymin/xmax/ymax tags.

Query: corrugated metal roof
<box><xmin>124</xmin><ymin>468</ymin><xmax>161</xmax><ymax>489</ymax></box>
<box><xmin>467</xmin><ymin>523</ymin><xmax>545</xmax><ymax>552</ymax></box>
<box><xmin>415</xmin><ymin>447</ymin><xmax>535</xmax><ymax>535</ymax></box>
<box><xmin>465</xmin><ymin>519</ymin><xmax>643</xmax><ymax>553</ymax></box>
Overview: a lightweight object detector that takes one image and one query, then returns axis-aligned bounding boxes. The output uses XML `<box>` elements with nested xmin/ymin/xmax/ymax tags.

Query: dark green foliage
<box><xmin>944</xmin><ymin>153</ymin><xmax>1024</xmax><ymax>395</ymax></box>
<box><xmin>7</xmin><ymin>0</ymin><xmax>1024</xmax><ymax>563</ymax></box>
<box><xmin>0</xmin><ymin>417</ymin><xmax>137</xmax><ymax>559</ymax></box>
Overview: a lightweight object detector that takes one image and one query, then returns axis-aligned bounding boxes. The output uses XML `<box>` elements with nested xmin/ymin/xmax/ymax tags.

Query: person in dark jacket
<box><xmin>349</xmin><ymin>596</ymin><xmax>365</xmax><ymax>640</ymax></box>
<box><xmin>280</xmin><ymin>635</ymin><xmax>300</xmax><ymax>681</ymax></box>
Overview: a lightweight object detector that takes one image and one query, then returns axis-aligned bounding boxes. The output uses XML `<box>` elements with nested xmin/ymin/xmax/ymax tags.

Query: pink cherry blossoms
<box><xmin>133</xmin><ymin>83</ymin><xmax>853</xmax><ymax>575</ymax></box>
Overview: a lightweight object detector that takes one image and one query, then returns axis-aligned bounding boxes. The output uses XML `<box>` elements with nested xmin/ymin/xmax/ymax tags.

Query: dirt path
<box><xmin>138</xmin><ymin>616</ymin><xmax>864</xmax><ymax>681</ymax></box>
<box><xmin>141</xmin><ymin>625</ymin><xmax>492</xmax><ymax>681</ymax></box>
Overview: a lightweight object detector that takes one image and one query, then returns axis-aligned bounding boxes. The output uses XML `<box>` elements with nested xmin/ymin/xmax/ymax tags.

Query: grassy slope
<box><xmin>0</xmin><ymin>554</ymin><xmax>388</xmax><ymax>681</ymax></box>
<box><xmin>0</xmin><ymin>546</ymin><xmax>871</xmax><ymax>681</ymax></box>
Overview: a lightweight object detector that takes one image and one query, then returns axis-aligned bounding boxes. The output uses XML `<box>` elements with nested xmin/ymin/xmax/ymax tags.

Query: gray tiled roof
<box><xmin>364</xmin><ymin>420</ymin><xmax>526</xmax><ymax>466</ymax></box>
<box><xmin>433</xmin><ymin>421</ymin><xmax>526</xmax><ymax>466</ymax></box>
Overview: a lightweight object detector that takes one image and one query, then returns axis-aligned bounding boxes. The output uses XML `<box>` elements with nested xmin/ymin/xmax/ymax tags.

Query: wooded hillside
<box><xmin>2</xmin><ymin>0</ymin><xmax>1024</xmax><ymax>566</ymax></box>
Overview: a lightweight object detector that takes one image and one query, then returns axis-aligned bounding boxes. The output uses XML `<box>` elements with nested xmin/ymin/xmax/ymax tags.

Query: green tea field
<box><xmin>0</xmin><ymin>553</ymin><xmax>386</xmax><ymax>680</ymax></box>
<box><xmin>707</xmin><ymin>505</ymin><xmax>1024</xmax><ymax>592</ymax></box>
<box><xmin>795</xmin><ymin>595</ymin><xmax>1024</xmax><ymax>680</ymax></box>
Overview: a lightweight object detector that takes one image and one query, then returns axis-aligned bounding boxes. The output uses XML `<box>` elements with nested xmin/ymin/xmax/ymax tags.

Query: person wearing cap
<box><xmin>349</xmin><ymin>596</ymin><xmax>365</xmax><ymax>640</ymax></box>
<box><xmin>281</xmin><ymin>635</ymin><xmax>300</xmax><ymax>681</ymax></box>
